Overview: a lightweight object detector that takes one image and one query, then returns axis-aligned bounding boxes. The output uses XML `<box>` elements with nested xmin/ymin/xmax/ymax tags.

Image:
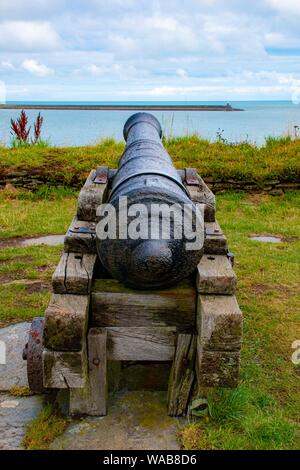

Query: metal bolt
<box><xmin>93</xmin><ymin>358</ymin><xmax>100</xmax><ymax>366</ymax></box>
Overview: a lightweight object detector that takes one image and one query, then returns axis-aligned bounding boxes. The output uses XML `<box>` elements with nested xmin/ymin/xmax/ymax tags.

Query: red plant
<box><xmin>10</xmin><ymin>110</ymin><xmax>31</xmax><ymax>143</ymax></box>
<box><xmin>33</xmin><ymin>112</ymin><xmax>44</xmax><ymax>143</ymax></box>
<box><xmin>10</xmin><ymin>110</ymin><xmax>44</xmax><ymax>144</ymax></box>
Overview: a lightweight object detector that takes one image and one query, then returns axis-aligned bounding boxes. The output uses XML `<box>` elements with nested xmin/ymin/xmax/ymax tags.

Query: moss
<box><xmin>23</xmin><ymin>403</ymin><xmax>69</xmax><ymax>450</ymax></box>
<box><xmin>9</xmin><ymin>386</ymin><xmax>34</xmax><ymax>397</ymax></box>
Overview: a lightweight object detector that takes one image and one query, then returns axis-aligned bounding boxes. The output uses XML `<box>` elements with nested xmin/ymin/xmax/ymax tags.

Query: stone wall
<box><xmin>1</xmin><ymin>171</ymin><xmax>299</xmax><ymax>194</ymax></box>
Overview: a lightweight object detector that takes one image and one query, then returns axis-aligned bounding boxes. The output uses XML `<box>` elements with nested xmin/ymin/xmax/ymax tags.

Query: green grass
<box><xmin>182</xmin><ymin>191</ymin><xmax>300</xmax><ymax>450</ymax></box>
<box><xmin>22</xmin><ymin>403</ymin><xmax>69</xmax><ymax>450</ymax></box>
<box><xmin>0</xmin><ymin>188</ymin><xmax>299</xmax><ymax>449</ymax></box>
<box><xmin>0</xmin><ymin>135</ymin><xmax>299</xmax><ymax>188</ymax></box>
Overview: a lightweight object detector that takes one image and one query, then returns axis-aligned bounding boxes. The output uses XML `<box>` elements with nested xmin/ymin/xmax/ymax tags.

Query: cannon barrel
<box><xmin>96</xmin><ymin>112</ymin><xmax>203</xmax><ymax>289</ymax></box>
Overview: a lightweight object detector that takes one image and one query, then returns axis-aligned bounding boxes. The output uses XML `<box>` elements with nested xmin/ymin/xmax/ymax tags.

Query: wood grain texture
<box><xmin>69</xmin><ymin>328</ymin><xmax>107</xmax><ymax>416</ymax></box>
<box><xmin>185</xmin><ymin>173</ymin><xmax>215</xmax><ymax>222</ymax></box>
<box><xmin>64</xmin><ymin>217</ymin><xmax>97</xmax><ymax>254</ymax></box>
<box><xmin>204</xmin><ymin>220</ymin><xmax>227</xmax><ymax>254</ymax></box>
<box><xmin>105</xmin><ymin>327</ymin><xmax>176</xmax><ymax>361</ymax></box>
<box><xmin>197</xmin><ymin>294</ymin><xmax>243</xmax><ymax>351</ymax></box>
<box><xmin>43</xmin><ymin>293</ymin><xmax>89</xmax><ymax>351</ymax></box>
<box><xmin>77</xmin><ymin>169</ymin><xmax>108</xmax><ymax>221</ymax></box>
<box><xmin>167</xmin><ymin>334</ymin><xmax>197</xmax><ymax>416</ymax></box>
<box><xmin>196</xmin><ymin>254</ymin><xmax>237</xmax><ymax>295</ymax></box>
<box><xmin>43</xmin><ymin>345</ymin><xmax>87</xmax><ymax>389</ymax></box>
<box><xmin>91</xmin><ymin>279</ymin><xmax>196</xmax><ymax>332</ymax></box>
<box><xmin>52</xmin><ymin>252</ymin><xmax>97</xmax><ymax>294</ymax></box>
<box><xmin>197</xmin><ymin>340</ymin><xmax>240</xmax><ymax>388</ymax></box>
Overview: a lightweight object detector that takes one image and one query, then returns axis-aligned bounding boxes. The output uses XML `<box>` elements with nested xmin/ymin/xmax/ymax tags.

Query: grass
<box><xmin>0</xmin><ymin>135</ymin><xmax>299</xmax><ymax>188</ymax></box>
<box><xmin>0</xmin><ymin>187</ymin><xmax>299</xmax><ymax>449</ymax></box>
<box><xmin>22</xmin><ymin>403</ymin><xmax>69</xmax><ymax>450</ymax></box>
<box><xmin>181</xmin><ymin>191</ymin><xmax>300</xmax><ymax>450</ymax></box>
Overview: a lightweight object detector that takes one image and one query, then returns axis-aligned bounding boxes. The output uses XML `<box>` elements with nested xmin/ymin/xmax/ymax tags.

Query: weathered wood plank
<box><xmin>197</xmin><ymin>340</ymin><xmax>240</xmax><ymax>388</ymax></box>
<box><xmin>43</xmin><ymin>345</ymin><xmax>87</xmax><ymax>389</ymax></box>
<box><xmin>184</xmin><ymin>171</ymin><xmax>216</xmax><ymax>222</ymax></box>
<box><xmin>43</xmin><ymin>294</ymin><xmax>89</xmax><ymax>351</ymax></box>
<box><xmin>106</xmin><ymin>327</ymin><xmax>176</xmax><ymax>361</ymax></box>
<box><xmin>197</xmin><ymin>294</ymin><xmax>242</xmax><ymax>351</ymax></box>
<box><xmin>52</xmin><ymin>252</ymin><xmax>97</xmax><ymax>294</ymax></box>
<box><xmin>91</xmin><ymin>279</ymin><xmax>196</xmax><ymax>332</ymax></box>
<box><xmin>69</xmin><ymin>328</ymin><xmax>107</xmax><ymax>416</ymax></box>
<box><xmin>64</xmin><ymin>217</ymin><xmax>97</xmax><ymax>254</ymax></box>
<box><xmin>167</xmin><ymin>334</ymin><xmax>197</xmax><ymax>416</ymax></box>
<box><xmin>196</xmin><ymin>254</ymin><xmax>237</xmax><ymax>295</ymax></box>
<box><xmin>204</xmin><ymin>221</ymin><xmax>227</xmax><ymax>254</ymax></box>
<box><xmin>77</xmin><ymin>169</ymin><xmax>109</xmax><ymax>221</ymax></box>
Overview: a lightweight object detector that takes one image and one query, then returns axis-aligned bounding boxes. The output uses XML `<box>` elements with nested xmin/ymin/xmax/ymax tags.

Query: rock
<box><xmin>0</xmin><ymin>323</ymin><xmax>31</xmax><ymax>391</ymax></box>
<box><xmin>0</xmin><ymin>393</ymin><xmax>43</xmax><ymax>450</ymax></box>
<box><xmin>51</xmin><ymin>391</ymin><xmax>181</xmax><ymax>450</ymax></box>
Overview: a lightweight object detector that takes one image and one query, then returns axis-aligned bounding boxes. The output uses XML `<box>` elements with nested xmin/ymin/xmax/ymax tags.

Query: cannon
<box><xmin>23</xmin><ymin>113</ymin><xmax>243</xmax><ymax>417</ymax></box>
<box><xmin>97</xmin><ymin>113</ymin><xmax>203</xmax><ymax>289</ymax></box>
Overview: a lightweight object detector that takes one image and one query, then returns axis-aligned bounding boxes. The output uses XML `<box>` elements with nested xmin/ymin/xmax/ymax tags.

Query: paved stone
<box><xmin>0</xmin><ymin>393</ymin><xmax>43</xmax><ymax>450</ymax></box>
<box><xmin>0</xmin><ymin>323</ymin><xmax>31</xmax><ymax>391</ymax></box>
<box><xmin>51</xmin><ymin>391</ymin><xmax>181</xmax><ymax>450</ymax></box>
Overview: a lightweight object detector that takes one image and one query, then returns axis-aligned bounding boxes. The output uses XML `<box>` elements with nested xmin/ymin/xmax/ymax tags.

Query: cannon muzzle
<box><xmin>96</xmin><ymin>113</ymin><xmax>203</xmax><ymax>289</ymax></box>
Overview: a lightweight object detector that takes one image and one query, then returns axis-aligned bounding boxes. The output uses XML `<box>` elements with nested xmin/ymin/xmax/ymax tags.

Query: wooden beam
<box><xmin>43</xmin><ymin>345</ymin><xmax>87</xmax><ymax>389</ymax></box>
<box><xmin>105</xmin><ymin>327</ymin><xmax>176</xmax><ymax>361</ymax></box>
<box><xmin>91</xmin><ymin>279</ymin><xmax>196</xmax><ymax>332</ymax></box>
<box><xmin>64</xmin><ymin>217</ymin><xmax>97</xmax><ymax>254</ymax></box>
<box><xmin>69</xmin><ymin>328</ymin><xmax>107</xmax><ymax>416</ymax></box>
<box><xmin>167</xmin><ymin>334</ymin><xmax>197</xmax><ymax>416</ymax></box>
<box><xmin>204</xmin><ymin>221</ymin><xmax>227</xmax><ymax>254</ymax></box>
<box><xmin>43</xmin><ymin>294</ymin><xmax>89</xmax><ymax>351</ymax></box>
<box><xmin>197</xmin><ymin>294</ymin><xmax>243</xmax><ymax>352</ymax></box>
<box><xmin>196</xmin><ymin>254</ymin><xmax>237</xmax><ymax>295</ymax></box>
<box><xmin>77</xmin><ymin>169</ymin><xmax>109</xmax><ymax>222</ymax></box>
<box><xmin>52</xmin><ymin>252</ymin><xmax>97</xmax><ymax>295</ymax></box>
<box><xmin>197</xmin><ymin>340</ymin><xmax>240</xmax><ymax>388</ymax></box>
<box><xmin>184</xmin><ymin>171</ymin><xmax>216</xmax><ymax>222</ymax></box>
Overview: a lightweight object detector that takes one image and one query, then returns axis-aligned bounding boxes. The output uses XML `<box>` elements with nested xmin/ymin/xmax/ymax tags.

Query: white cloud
<box><xmin>266</xmin><ymin>0</ymin><xmax>300</xmax><ymax>16</ymax></box>
<box><xmin>176</xmin><ymin>68</ymin><xmax>188</xmax><ymax>79</ymax></box>
<box><xmin>0</xmin><ymin>21</ymin><xmax>60</xmax><ymax>51</ymax></box>
<box><xmin>0</xmin><ymin>60</ymin><xmax>14</xmax><ymax>70</ymax></box>
<box><xmin>21</xmin><ymin>59</ymin><xmax>53</xmax><ymax>77</ymax></box>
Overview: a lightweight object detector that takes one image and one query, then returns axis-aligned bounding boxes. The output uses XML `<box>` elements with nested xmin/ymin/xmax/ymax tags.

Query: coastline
<box><xmin>0</xmin><ymin>104</ymin><xmax>244</xmax><ymax>111</ymax></box>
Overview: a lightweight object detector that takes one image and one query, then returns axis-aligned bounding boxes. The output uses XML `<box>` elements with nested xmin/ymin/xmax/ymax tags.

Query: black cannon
<box><xmin>96</xmin><ymin>113</ymin><xmax>204</xmax><ymax>289</ymax></box>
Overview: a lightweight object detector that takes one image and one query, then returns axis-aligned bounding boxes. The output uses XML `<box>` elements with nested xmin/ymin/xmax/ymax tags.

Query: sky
<box><xmin>1</xmin><ymin>0</ymin><xmax>300</xmax><ymax>102</ymax></box>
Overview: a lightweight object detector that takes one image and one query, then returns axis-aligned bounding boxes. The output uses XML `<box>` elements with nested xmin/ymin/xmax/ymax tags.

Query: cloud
<box><xmin>21</xmin><ymin>59</ymin><xmax>53</xmax><ymax>77</ymax></box>
<box><xmin>0</xmin><ymin>1</ymin><xmax>300</xmax><ymax>100</ymax></box>
<box><xmin>176</xmin><ymin>68</ymin><xmax>188</xmax><ymax>79</ymax></box>
<box><xmin>0</xmin><ymin>60</ymin><xmax>15</xmax><ymax>70</ymax></box>
<box><xmin>266</xmin><ymin>0</ymin><xmax>300</xmax><ymax>16</ymax></box>
<box><xmin>0</xmin><ymin>21</ymin><xmax>61</xmax><ymax>51</ymax></box>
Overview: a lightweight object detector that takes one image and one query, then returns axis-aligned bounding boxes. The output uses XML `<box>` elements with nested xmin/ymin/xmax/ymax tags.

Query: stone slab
<box><xmin>0</xmin><ymin>393</ymin><xmax>43</xmax><ymax>450</ymax></box>
<box><xmin>0</xmin><ymin>323</ymin><xmax>31</xmax><ymax>391</ymax></box>
<box><xmin>50</xmin><ymin>391</ymin><xmax>181</xmax><ymax>450</ymax></box>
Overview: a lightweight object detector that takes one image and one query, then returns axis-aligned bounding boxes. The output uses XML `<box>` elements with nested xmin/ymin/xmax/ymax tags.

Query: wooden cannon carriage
<box><xmin>24</xmin><ymin>165</ymin><xmax>242</xmax><ymax>417</ymax></box>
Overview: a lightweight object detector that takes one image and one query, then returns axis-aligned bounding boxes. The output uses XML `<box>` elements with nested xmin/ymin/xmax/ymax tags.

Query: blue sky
<box><xmin>1</xmin><ymin>0</ymin><xmax>300</xmax><ymax>101</ymax></box>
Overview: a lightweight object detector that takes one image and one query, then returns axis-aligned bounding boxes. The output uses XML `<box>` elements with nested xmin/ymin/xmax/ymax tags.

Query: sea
<box><xmin>1</xmin><ymin>101</ymin><xmax>300</xmax><ymax>147</ymax></box>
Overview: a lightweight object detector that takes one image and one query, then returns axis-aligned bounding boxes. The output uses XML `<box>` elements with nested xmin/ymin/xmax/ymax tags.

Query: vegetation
<box><xmin>0</xmin><ymin>135</ymin><xmax>299</xmax><ymax>187</ymax></box>
<box><xmin>181</xmin><ymin>191</ymin><xmax>300</xmax><ymax>450</ymax></box>
<box><xmin>23</xmin><ymin>403</ymin><xmax>69</xmax><ymax>450</ymax></box>
<box><xmin>0</xmin><ymin>187</ymin><xmax>299</xmax><ymax>449</ymax></box>
<box><xmin>10</xmin><ymin>110</ymin><xmax>49</xmax><ymax>148</ymax></box>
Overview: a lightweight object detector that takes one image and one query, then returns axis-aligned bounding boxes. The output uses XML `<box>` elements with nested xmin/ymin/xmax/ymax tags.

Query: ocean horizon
<box><xmin>1</xmin><ymin>100</ymin><xmax>300</xmax><ymax>147</ymax></box>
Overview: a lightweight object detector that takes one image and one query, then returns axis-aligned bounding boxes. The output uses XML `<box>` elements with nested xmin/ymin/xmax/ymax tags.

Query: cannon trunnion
<box><xmin>23</xmin><ymin>113</ymin><xmax>243</xmax><ymax>417</ymax></box>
